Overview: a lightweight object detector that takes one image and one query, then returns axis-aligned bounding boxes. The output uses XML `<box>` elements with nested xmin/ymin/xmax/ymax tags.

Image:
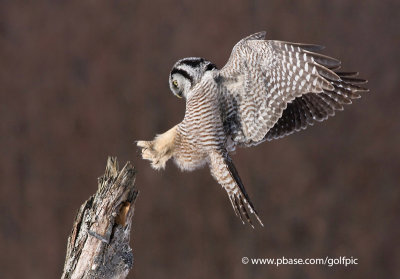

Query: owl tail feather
<box><xmin>224</xmin><ymin>157</ymin><xmax>264</xmax><ymax>228</ymax></box>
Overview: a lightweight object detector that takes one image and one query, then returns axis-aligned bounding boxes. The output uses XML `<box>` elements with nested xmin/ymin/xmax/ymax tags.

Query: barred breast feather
<box><xmin>173</xmin><ymin>73</ymin><xmax>226</xmax><ymax>171</ymax></box>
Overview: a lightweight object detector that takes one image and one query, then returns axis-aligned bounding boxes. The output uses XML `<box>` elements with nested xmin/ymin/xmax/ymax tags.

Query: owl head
<box><xmin>169</xmin><ymin>57</ymin><xmax>217</xmax><ymax>99</ymax></box>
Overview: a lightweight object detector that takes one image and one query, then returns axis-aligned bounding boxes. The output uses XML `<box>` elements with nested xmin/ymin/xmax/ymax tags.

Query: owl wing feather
<box><xmin>265</xmin><ymin>72</ymin><xmax>368</xmax><ymax>141</ymax></box>
<box><xmin>217</xmin><ymin>31</ymin><xmax>368</xmax><ymax>147</ymax></box>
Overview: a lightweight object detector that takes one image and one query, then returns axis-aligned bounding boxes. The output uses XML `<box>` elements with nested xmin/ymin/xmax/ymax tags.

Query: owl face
<box><xmin>169</xmin><ymin>57</ymin><xmax>216</xmax><ymax>99</ymax></box>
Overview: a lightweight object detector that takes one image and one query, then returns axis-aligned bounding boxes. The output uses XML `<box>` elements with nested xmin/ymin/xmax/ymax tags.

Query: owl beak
<box><xmin>174</xmin><ymin>91</ymin><xmax>183</xmax><ymax>99</ymax></box>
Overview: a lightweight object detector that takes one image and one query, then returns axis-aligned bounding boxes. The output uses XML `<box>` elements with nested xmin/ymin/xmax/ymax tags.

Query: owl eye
<box><xmin>172</xmin><ymin>80</ymin><xmax>179</xmax><ymax>87</ymax></box>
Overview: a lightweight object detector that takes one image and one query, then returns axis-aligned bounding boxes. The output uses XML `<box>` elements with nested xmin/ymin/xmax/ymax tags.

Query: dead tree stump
<box><xmin>61</xmin><ymin>157</ymin><xmax>138</xmax><ymax>279</ymax></box>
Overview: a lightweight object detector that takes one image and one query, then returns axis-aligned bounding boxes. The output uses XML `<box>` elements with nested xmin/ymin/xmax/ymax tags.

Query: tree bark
<box><xmin>61</xmin><ymin>157</ymin><xmax>138</xmax><ymax>279</ymax></box>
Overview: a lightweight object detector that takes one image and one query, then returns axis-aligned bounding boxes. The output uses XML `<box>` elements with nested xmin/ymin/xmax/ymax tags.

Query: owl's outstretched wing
<box><xmin>217</xmin><ymin>32</ymin><xmax>368</xmax><ymax>147</ymax></box>
<box><xmin>209</xmin><ymin>151</ymin><xmax>263</xmax><ymax>227</ymax></box>
<box><xmin>265</xmin><ymin>71</ymin><xmax>368</xmax><ymax>141</ymax></box>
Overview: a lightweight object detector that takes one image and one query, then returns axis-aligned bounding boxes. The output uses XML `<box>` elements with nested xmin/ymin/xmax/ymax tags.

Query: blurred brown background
<box><xmin>1</xmin><ymin>0</ymin><xmax>399</xmax><ymax>278</ymax></box>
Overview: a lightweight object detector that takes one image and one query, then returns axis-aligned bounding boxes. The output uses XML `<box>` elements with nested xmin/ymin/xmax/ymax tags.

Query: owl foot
<box><xmin>137</xmin><ymin>140</ymin><xmax>166</xmax><ymax>170</ymax></box>
<box><xmin>137</xmin><ymin>126</ymin><xmax>177</xmax><ymax>170</ymax></box>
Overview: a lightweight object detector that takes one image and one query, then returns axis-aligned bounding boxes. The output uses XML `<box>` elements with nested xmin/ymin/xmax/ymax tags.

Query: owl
<box><xmin>137</xmin><ymin>32</ymin><xmax>368</xmax><ymax>227</ymax></box>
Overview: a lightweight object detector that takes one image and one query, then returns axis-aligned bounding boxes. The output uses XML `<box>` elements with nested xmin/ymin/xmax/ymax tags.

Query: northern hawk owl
<box><xmin>137</xmin><ymin>32</ymin><xmax>368</xmax><ymax>227</ymax></box>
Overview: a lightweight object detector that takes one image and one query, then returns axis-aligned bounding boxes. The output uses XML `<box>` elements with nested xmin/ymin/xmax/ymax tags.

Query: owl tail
<box><xmin>209</xmin><ymin>152</ymin><xmax>263</xmax><ymax>228</ymax></box>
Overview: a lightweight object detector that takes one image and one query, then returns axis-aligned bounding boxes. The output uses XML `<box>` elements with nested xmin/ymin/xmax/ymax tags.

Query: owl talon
<box><xmin>137</xmin><ymin>126</ymin><xmax>177</xmax><ymax>170</ymax></box>
<box><xmin>137</xmin><ymin>140</ymin><xmax>170</xmax><ymax>170</ymax></box>
<box><xmin>137</xmin><ymin>140</ymin><xmax>152</xmax><ymax>149</ymax></box>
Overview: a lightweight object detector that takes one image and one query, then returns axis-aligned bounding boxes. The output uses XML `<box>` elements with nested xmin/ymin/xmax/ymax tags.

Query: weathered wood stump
<box><xmin>61</xmin><ymin>157</ymin><xmax>138</xmax><ymax>279</ymax></box>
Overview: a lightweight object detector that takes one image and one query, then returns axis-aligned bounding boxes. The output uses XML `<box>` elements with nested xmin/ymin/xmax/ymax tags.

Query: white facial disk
<box><xmin>169</xmin><ymin>57</ymin><xmax>216</xmax><ymax>99</ymax></box>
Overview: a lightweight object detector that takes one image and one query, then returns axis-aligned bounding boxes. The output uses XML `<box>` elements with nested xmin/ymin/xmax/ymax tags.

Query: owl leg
<box><xmin>137</xmin><ymin>125</ymin><xmax>177</xmax><ymax>170</ymax></box>
<box><xmin>209</xmin><ymin>151</ymin><xmax>263</xmax><ymax>227</ymax></box>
